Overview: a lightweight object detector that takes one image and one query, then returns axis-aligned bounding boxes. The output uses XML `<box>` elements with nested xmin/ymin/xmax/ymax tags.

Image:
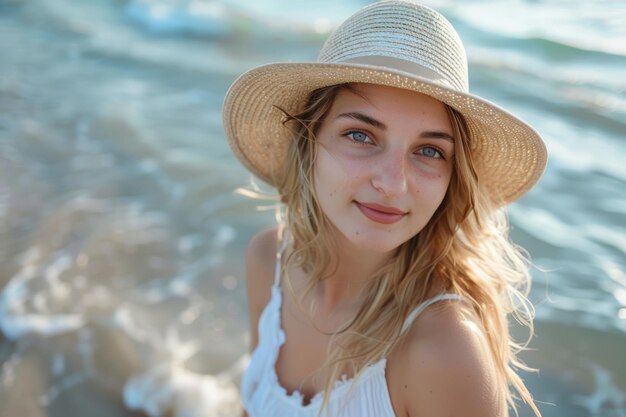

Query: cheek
<box><xmin>314</xmin><ymin>147</ymin><xmax>367</xmax><ymax>192</ymax></box>
<box><xmin>410</xmin><ymin>170</ymin><xmax>452</xmax><ymax>206</ymax></box>
<box><xmin>313</xmin><ymin>150</ymin><xmax>338</xmax><ymax>206</ymax></box>
<box><xmin>430</xmin><ymin>177</ymin><xmax>451</xmax><ymax>203</ymax></box>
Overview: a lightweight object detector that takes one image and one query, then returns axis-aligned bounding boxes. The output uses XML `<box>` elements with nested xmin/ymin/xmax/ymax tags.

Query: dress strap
<box><xmin>400</xmin><ymin>293</ymin><xmax>466</xmax><ymax>334</ymax></box>
<box><xmin>273</xmin><ymin>227</ymin><xmax>289</xmax><ymax>287</ymax></box>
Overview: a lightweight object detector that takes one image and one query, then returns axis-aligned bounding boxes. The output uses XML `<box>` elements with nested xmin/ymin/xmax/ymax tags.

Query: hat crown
<box><xmin>318</xmin><ymin>0</ymin><xmax>468</xmax><ymax>92</ymax></box>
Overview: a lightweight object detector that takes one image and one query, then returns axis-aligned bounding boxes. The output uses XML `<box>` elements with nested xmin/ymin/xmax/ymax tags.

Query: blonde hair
<box><xmin>273</xmin><ymin>83</ymin><xmax>542</xmax><ymax>417</ymax></box>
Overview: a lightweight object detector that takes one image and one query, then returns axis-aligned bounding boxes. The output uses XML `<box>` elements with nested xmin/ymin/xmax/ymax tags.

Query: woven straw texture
<box><xmin>222</xmin><ymin>0</ymin><xmax>547</xmax><ymax>204</ymax></box>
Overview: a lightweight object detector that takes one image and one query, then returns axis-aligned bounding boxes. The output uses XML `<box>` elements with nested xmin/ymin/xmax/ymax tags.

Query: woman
<box><xmin>222</xmin><ymin>1</ymin><xmax>547</xmax><ymax>416</ymax></box>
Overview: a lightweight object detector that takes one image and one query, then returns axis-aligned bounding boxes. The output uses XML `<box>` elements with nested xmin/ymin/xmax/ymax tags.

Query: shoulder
<box><xmin>246</xmin><ymin>226</ymin><xmax>279</xmax><ymax>294</ymax></box>
<box><xmin>246</xmin><ymin>226</ymin><xmax>278</xmax><ymax>274</ymax></box>
<box><xmin>245</xmin><ymin>226</ymin><xmax>279</xmax><ymax>316</ymax></box>
<box><xmin>398</xmin><ymin>301</ymin><xmax>504</xmax><ymax>417</ymax></box>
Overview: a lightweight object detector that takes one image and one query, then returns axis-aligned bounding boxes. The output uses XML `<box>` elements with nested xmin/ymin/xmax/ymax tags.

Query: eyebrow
<box><xmin>336</xmin><ymin>112</ymin><xmax>386</xmax><ymax>130</ymax></box>
<box><xmin>335</xmin><ymin>111</ymin><xmax>454</xmax><ymax>142</ymax></box>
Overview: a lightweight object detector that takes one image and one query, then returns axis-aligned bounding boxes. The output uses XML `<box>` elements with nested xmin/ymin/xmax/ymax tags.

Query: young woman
<box><xmin>222</xmin><ymin>1</ymin><xmax>547</xmax><ymax>416</ymax></box>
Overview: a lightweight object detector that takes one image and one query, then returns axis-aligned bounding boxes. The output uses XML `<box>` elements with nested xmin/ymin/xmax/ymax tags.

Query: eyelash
<box><xmin>418</xmin><ymin>146</ymin><xmax>446</xmax><ymax>160</ymax></box>
<box><xmin>343</xmin><ymin>130</ymin><xmax>447</xmax><ymax>160</ymax></box>
<box><xmin>345</xmin><ymin>130</ymin><xmax>373</xmax><ymax>145</ymax></box>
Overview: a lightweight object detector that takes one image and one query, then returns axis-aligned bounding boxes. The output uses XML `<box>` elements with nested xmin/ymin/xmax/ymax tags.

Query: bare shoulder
<box><xmin>398</xmin><ymin>301</ymin><xmax>504</xmax><ymax>417</ymax></box>
<box><xmin>245</xmin><ymin>226</ymin><xmax>280</xmax><ymax>353</ymax></box>
<box><xmin>245</xmin><ymin>226</ymin><xmax>279</xmax><ymax>316</ymax></box>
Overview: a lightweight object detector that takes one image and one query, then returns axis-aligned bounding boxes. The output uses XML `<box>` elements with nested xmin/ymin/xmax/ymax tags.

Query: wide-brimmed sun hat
<box><xmin>223</xmin><ymin>0</ymin><xmax>547</xmax><ymax>204</ymax></box>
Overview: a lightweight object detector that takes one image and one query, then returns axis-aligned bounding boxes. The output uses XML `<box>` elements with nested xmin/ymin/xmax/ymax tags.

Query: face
<box><xmin>313</xmin><ymin>83</ymin><xmax>454</xmax><ymax>254</ymax></box>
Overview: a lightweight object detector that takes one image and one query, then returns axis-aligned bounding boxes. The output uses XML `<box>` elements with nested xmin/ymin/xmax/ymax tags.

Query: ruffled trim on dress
<box><xmin>242</xmin><ymin>281</ymin><xmax>464</xmax><ymax>416</ymax></box>
<box><xmin>242</xmin><ymin>284</ymin><xmax>389</xmax><ymax>415</ymax></box>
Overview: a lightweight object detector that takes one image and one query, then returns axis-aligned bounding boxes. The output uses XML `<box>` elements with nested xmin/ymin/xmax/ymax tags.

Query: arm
<box><xmin>241</xmin><ymin>227</ymin><xmax>278</xmax><ymax>417</ymax></box>
<box><xmin>402</xmin><ymin>307</ymin><xmax>504</xmax><ymax>417</ymax></box>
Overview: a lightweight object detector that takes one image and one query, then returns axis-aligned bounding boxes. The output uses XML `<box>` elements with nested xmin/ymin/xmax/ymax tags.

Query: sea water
<box><xmin>0</xmin><ymin>0</ymin><xmax>625</xmax><ymax>416</ymax></box>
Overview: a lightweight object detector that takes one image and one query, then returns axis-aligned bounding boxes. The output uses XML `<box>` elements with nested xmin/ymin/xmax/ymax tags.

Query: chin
<box><xmin>345</xmin><ymin>229</ymin><xmax>414</xmax><ymax>254</ymax></box>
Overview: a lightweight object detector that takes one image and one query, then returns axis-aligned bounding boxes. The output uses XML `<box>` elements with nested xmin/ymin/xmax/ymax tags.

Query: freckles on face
<box><xmin>313</xmin><ymin>143</ymin><xmax>353</xmax><ymax>200</ymax></box>
<box><xmin>311</xmin><ymin>83</ymin><xmax>454</xmax><ymax>253</ymax></box>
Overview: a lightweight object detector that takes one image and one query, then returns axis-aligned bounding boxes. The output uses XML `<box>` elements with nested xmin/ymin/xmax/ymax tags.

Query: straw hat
<box><xmin>223</xmin><ymin>0</ymin><xmax>547</xmax><ymax>204</ymax></box>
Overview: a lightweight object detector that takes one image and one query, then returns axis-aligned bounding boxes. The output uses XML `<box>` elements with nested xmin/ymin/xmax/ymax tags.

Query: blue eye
<box><xmin>419</xmin><ymin>146</ymin><xmax>443</xmax><ymax>159</ymax></box>
<box><xmin>346</xmin><ymin>131</ymin><xmax>372</xmax><ymax>144</ymax></box>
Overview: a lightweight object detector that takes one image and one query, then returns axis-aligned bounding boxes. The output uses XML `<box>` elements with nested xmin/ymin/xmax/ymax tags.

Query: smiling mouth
<box><xmin>354</xmin><ymin>201</ymin><xmax>407</xmax><ymax>225</ymax></box>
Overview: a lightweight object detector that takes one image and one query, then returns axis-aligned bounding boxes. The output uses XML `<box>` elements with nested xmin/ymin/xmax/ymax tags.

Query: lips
<box><xmin>355</xmin><ymin>201</ymin><xmax>407</xmax><ymax>225</ymax></box>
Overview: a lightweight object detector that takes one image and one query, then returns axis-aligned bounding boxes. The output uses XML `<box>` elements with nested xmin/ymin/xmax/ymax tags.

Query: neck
<box><xmin>315</xmin><ymin>232</ymin><xmax>394</xmax><ymax>312</ymax></box>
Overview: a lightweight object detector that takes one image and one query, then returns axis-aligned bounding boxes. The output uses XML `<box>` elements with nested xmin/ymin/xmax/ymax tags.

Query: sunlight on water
<box><xmin>0</xmin><ymin>0</ymin><xmax>625</xmax><ymax>416</ymax></box>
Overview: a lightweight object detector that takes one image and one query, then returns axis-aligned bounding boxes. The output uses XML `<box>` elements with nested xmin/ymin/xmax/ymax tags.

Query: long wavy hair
<box><xmin>273</xmin><ymin>83</ymin><xmax>542</xmax><ymax>417</ymax></box>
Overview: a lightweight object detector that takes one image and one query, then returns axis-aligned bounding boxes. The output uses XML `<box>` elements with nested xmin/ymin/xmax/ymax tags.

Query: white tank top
<box><xmin>240</xmin><ymin>238</ymin><xmax>466</xmax><ymax>417</ymax></box>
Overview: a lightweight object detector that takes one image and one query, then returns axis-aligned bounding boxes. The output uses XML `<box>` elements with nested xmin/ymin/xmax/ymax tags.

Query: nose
<box><xmin>370</xmin><ymin>148</ymin><xmax>408</xmax><ymax>197</ymax></box>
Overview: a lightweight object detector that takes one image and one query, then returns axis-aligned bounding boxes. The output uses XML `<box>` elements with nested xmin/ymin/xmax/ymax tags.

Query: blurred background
<box><xmin>0</xmin><ymin>0</ymin><xmax>625</xmax><ymax>416</ymax></box>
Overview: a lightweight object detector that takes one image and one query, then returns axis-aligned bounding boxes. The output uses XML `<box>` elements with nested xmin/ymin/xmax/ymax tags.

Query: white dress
<box><xmin>241</xmin><ymin>240</ymin><xmax>466</xmax><ymax>417</ymax></box>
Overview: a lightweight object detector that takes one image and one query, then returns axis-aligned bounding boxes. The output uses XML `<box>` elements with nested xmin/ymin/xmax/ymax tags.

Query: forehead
<box><xmin>328</xmin><ymin>83</ymin><xmax>451</xmax><ymax>128</ymax></box>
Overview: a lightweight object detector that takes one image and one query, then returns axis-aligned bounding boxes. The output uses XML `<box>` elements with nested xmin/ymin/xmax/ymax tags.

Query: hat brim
<box><xmin>223</xmin><ymin>62</ymin><xmax>547</xmax><ymax>204</ymax></box>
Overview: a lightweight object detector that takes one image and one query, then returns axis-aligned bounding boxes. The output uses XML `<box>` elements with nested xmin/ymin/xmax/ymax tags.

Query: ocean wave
<box><xmin>465</xmin><ymin>45</ymin><xmax>626</xmax><ymax>138</ymax></box>
<box><xmin>442</xmin><ymin>0</ymin><xmax>626</xmax><ymax>57</ymax></box>
<box><xmin>122</xmin><ymin>0</ymin><xmax>359</xmax><ymax>37</ymax></box>
<box><xmin>123</xmin><ymin>354</ymin><xmax>245</xmax><ymax>417</ymax></box>
<box><xmin>123</xmin><ymin>0</ymin><xmax>240</xmax><ymax>38</ymax></box>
